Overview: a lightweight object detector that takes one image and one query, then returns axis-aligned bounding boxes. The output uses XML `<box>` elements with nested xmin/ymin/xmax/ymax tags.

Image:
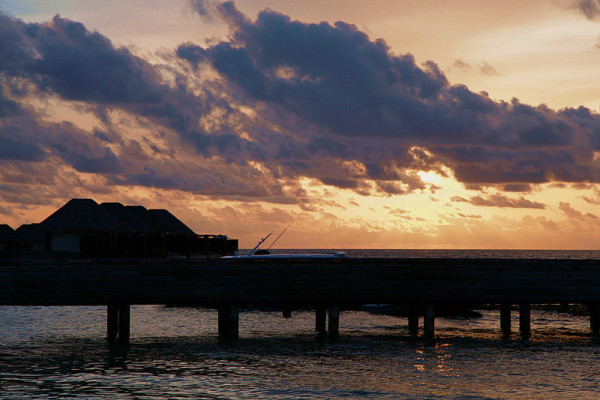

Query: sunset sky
<box><xmin>2</xmin><ymin>0</ymin><xmax>600</xmax><ymax>249</ymax></box>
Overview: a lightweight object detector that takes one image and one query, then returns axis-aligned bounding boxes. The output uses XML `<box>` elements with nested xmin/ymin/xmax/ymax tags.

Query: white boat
<box><xmin>223</xmin><ymin>251</ymin><xmax>347</xmax><ymax>259</ymax></box>
<box><xmin>222</xmin><ymin>233</ymin><xmax>346</xmax><ymax>259</ymax></box>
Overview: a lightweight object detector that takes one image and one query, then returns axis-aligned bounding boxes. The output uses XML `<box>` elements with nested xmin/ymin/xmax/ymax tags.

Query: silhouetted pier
<box><xmin>2</xmin><ymin>257</ymin><xmax>600</xmax><ymax>341</ymax></box>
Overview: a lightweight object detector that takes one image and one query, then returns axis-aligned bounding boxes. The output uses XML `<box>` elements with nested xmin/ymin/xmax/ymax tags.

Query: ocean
<box><xmin>1</xmin><ymin>250</ymin><xmax>600</xmax><ymax>399</ymax></box>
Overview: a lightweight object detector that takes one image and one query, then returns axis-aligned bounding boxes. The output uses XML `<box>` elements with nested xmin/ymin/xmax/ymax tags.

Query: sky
<box><xmin>2</xmin><ymin>0</ymin><xmax>600</xmax><ymax>249</ymax></box>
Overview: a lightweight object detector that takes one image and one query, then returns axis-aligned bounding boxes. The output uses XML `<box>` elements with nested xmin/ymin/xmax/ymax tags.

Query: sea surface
<box><xmin>2</xmin><ymin>250</ymin><xmax>600</xmax><ymax>399</ymax></box>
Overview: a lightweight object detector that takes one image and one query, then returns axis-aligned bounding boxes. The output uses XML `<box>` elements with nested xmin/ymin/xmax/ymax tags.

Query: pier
<box><xmin>1</xmin><ymin>257</ymin><xmax>600</xmax><ymax>341</ymax></box>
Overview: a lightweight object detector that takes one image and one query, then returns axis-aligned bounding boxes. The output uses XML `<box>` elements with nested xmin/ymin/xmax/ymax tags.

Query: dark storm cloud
<box><xmin>184</xmin><ymin>2</ymin><xmax>571</xmax><ymax>146</ymax></box>
<box><xmin>176</xmin><ymin>43</ymin><xmax>207</xmax><ymax>67</ymax></box>
<box><xmin>3</xmin><ymin>1</ymin><xmax>600</xmax><ymax>205</ymax></box>
<box><xmin>181</xmin><ymin>9</ymin><xmax>450</xmax><ymax>139</ymax></box>
<box><xmin>0</xmin><ymin>14</ymin><xmax>166</xmax><ymax>103</ymax></box>
<box><xmin>180</xmin><ymin>1</ymin><xmax>600</xmax><ymax>190</ymax></box>
<box><xmin>0</xmin><ymin>91</ymin><xmax>46</xmax><ymax>162</ymax></box>
<box><xmin>53</xmin><ymin>144</ymin><xmax>123</xmax><ymax>174</ymax></box>
<box><xmin>0</xmin><ymin>104</ymin><xmax>126</xmax><ymax>172</ymax></box>
<box><xmin>0</xmin><ymin>11</ymin><xmax>269</xmax><ymax>199</ymax></box>
<box><xmin>437</xmin><ymin>146</ymin><xmax>591</xmax><ymax>186</ymax></box>
<box><xmin>0</xmin><ymin>87</ymin><xmax>22</xmax><ymax>118</ymax></box>
<box><xmin>502</xmin><ymin>184</ymin><xmax>533</xmax><ymax>192</ymax></box>
<box><xmin>0</xmin><ymin>135</ymin><xmax>46</xmax><ymax>161</ymax></box>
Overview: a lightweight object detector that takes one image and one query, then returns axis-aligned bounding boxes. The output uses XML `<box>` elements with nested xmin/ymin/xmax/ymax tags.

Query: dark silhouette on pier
<box><xmin>2</xmin><ymin>257</ymin><xmax>600</xmax><ymax>341</ymax></box>
<box><xmin>0</xmin><ymin>199</ymin><xmax>237</xmax><ymax>258</ymax></box>
<box><xmin>3</xmin><ymin>200</ymin><xmax>600</xmax><ymax>343</ymax></box>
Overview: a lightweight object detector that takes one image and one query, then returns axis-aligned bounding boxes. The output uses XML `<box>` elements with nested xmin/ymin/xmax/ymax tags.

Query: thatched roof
<box><xmin>99</xmin><ymin>202</ymin><xmax>156</xmax><ymax>232</ymax></box>
<box><xmin>15</xmin><ymin>223</ymin><xmax>45</xmax><ymax>241</ymax></box>
<box><xmin>146</xmin><ymin>209</ymin><xmax>195</xmax><ymax>234</ymax></box>
<box><xmin>39</xmin><ymin>199</ymin><xmax>126</xmax><ymax>232</ymax></box>
<box><xmin>32</xmin><ymin>199</ymin><xmax>195</xmax><ymax>234</ymax></box>
<box><xmin>0</xmin><ymin>224</ymin><xmax>15</xmax><ymax>241</ymax></box>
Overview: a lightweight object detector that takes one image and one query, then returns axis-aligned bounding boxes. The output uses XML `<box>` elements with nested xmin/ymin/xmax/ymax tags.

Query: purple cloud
<box><xmin>177</xmin><ymin>1</ymin><xmax>600</xmax><ymax>191</ymax></box>
<box><xmin>567</xmin><ymin>0</ymin><xmax>600</xmax><ymax>19</ymax></box>
<box><xmin>2</xmin><ymin>1</ymin><xmax>600</xmax><ymax>208</ymax></box>
<box><xmin>452</xmin><ymin>194</ymin><xmax>545</xmax><ymax>209</ymax></box>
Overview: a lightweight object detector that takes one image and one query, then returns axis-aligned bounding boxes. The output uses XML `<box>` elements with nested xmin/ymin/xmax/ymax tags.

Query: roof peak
<box><xmin>32</xmin><ymin>198</ymin><xmax>194</xmax><ymax>234</ymax></box>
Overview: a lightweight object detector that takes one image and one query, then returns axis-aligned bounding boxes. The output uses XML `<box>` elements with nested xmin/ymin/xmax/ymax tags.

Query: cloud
<box><xmin>452</xmin><ymin>59</ymin><xmax>500</xmax><ymax>77</ymax></box>
<box><xmin>559</xmin><ymin>201</ymin><xmax>584</xmax><ymax>217</ymax></box>
<box><xmin>470</xmin><ymin>194</ymin><xmax>546</xmax><ymax>209</ymax></box>
<box><xmin>565</xmin><ymin>0</ymin><xmax>600</xmax><ymax>19</ymax></box>
<box><xmin>480</xmin><ymin>61</ymin><xmax>500</xmax><ymax>76</ymax></box>
<box><xmin>0</xmin><ymin>11</ymin><xmax>297</xmax><ymax>202</ymax></box>
<box><xmin>176</xmin><ymin>2</ymin><xmax>600</xmax><ymax>189</ymax></box>
<box><xmin>0</xmin><ymin>14</ymin><xmax>167</xmax><ymax>104</ymax></box>
<box><xmin>189</xmin><ymin>0</ymin><xmax>219</xmax><ymax>18</ymax></box>
<box><xmin>450</xmin><ymin>196</ymin><xmax>469</xmax><ymax>203</ymax></box>
<box><xmin>0</xmin><ymin>87</ymin><xmax>22</xmax><ymax>117</ymax></box>
<box><xmin>2</xmin><ymin>1</ymin><xmax>600</xmax><ymax>212</ymax></box>
<box><xmin>0</xmin><ymin>135</ymin><xmax>46</xmax><ymax>161</ymax></box>
<box><xmin>559</xmin><ymin>201</ymin><xmax>599</xmax><ymax>219</ymax></box>
<box><xmin>502</xmin><ymin>184</ymin><xmax>532</xmax><ymax>192</ymax></box>
<box><xmin>453</xmin><ymin>59</ymin><xmax>471</xmax><ymax>70</ymax></box>
<box><xmin>452</xmin><ymin>193</ymin><xmax>546</xmax><ymax>209</ymax></box>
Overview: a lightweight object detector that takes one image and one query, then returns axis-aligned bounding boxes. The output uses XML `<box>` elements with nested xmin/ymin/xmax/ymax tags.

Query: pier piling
<box><xmin>328</xmin><ymin>305</ymin><xmax>340</xmax><ymax>337</ymax></box>
<box><xmin>408</xmin><ymin>303</ymin><xmax>419</xmax><ymax>337</ymax></box>
<box><xmin>315</xmin><ymin>307</ymin><xmax>327</xmax><ymax>335</ymax></box>
<box><xmin>107</xmin><ymin>305</ymin><xmax>119</xmax><ymax>340</ymax></box>
<box><xmin>519</xmin><ymin>302</ymin><xmax>531</xmax><ymax>340</ymax></box>
<box><xmin>118</xmin><ymin>305</ymin><xmax>130</xmax><ymax>341</ymax></box>
<box><xmin>501</xmin><ymin>302</ymin><xmax>512</xmax><ymax>337</ymax></box>
<box><xmin>590</xmin><ymin>302</ymin><xmax>600</xmax><ymax>335</ymax></box>
<box><xmin>282</xmin><ymin>305</ymin><xmax>292</xmax><ymax>319</ymax></box>
<box><xmin>218</xmin><ymin>305</ymin><xmax>239</xmax><ymax>339</ymax></box>
<box><xmin>106</xmin><ymin>304</ymin><xmax>130</xmax><ymax>341</ymax></box>
<box><xmin>424</xmin><ymin>304</ymin><xmax>435</xmax><ymax>339</ymax></box>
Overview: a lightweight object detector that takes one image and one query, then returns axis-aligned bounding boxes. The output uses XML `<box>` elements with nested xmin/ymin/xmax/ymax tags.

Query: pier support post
<box><xmin>218</xmin><ymin>305</ymin><xmax>239</xmax><ymax>339</ymax></box>
<box><xmin>408</xmin><ymin>303</ymin><xmax>419</xmax><ymax>337</ymax></box>
<box><xmin>282</xmin><ymin>305</ymin><xmax>292</xmax><ymax>319</ymax></box>
<box><xmin>589</xmin><ymin>302</ymin><xmax>600</xmax><ymax>335</ymax></box>
<box><xmin>328</xmin><ymin>305</ymin><xmax>340</xmax><ymax>337</ymax></box>
<box><xmin>424</xmin><ymin>304</ymin><xmax>435</xmax><ymax>339</ymax></box>
<box><xmin>315</xmin><ymin>307</ymin><xmax>327</xmax><ymax>335</ymax></box>
<box><xmin>118</xmin><ymin>304</ymin><xmax>130</xmax><ymax>341</ymax></box>
<box><xmin>107</xmin><ymin>304</ymin><xmax>130</xmax><ymax>341</ymax></box>
<box><xmin>501</xmin><ymin>302</ymin><xmax>512</xmax><ymax>337</ymax></box>
<box><xmin>107</xmin><ymin>305</ymin><xmax>119</xmax><ymax>340</ymax></box>
<box><xmin>519</xmin><ymin>302</ymin><xmax>531</xmax><ymax>340</ymax></box>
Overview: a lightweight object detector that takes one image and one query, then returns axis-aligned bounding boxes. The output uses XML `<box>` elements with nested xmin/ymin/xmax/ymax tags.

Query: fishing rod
<box><xmin>247</xmin><ymin>232</ymin><xmax>273</xmax><ymax>256</ymax></box>
<box><xmin>267</xmin><ymin>212</ymin><xmax>305</xmax><ymax>250</ymax></box>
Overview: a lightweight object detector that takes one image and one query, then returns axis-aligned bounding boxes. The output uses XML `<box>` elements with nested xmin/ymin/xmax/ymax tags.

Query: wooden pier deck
<box><xmin>1</xmin><ymin>257</ymin><xmax>600</xmax><ymax>340</ymax></box>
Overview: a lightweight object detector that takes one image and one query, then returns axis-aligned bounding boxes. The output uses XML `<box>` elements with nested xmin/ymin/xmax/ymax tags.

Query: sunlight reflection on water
<box><xmin>0</xmin><ymin>306</ymin><xmax>599</xmax><ymax>399</ymax></box>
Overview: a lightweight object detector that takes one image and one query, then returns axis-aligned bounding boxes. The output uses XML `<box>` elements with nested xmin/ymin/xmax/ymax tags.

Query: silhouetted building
<box><xmin>1</xmin><ymin>199</ymin><xmax>237</xmax><ymax>258</ymax></box>
<box><xmin>0</xmin><ymin>224</ymin><xmax>15</xmax><ymax>252</ymax></box>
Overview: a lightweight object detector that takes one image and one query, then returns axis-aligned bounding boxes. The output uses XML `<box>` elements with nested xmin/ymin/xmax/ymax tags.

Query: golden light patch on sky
<box><xmin>160</xmin><ymin>169</ymin><xmax>600</xmax><ymax>250</ymax></box>
<box><xmin>417</xmin><ymin>170</ymin><xmax>441</xmax><ymax>185</ymax></box>
<box><xmin>450</xmin><ymin>16</ymin><xmax>600</xmax><ymax>108</ymax></box>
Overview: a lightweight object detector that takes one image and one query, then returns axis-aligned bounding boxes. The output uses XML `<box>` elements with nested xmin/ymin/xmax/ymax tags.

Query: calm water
<box><xmin>2</xmin><ymin>250</ymin><xmax>600</xmax><ymax>399</ymax></box>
